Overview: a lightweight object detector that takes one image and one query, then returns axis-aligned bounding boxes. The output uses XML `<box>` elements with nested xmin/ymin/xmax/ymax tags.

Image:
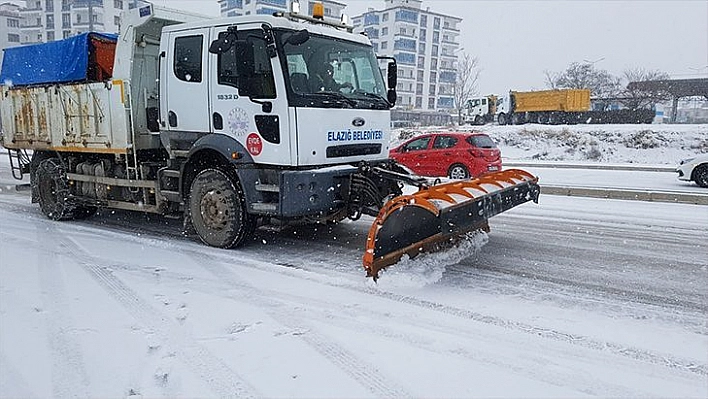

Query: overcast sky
<box><xmin>150</xmin><ymin>0</ymin><xmax>707</xmax><ymax>95</ymax></box>
<box><xmin>10</xmin><ymin>0</ymin><xmax>704</xmax><ymax>94</ymax></box>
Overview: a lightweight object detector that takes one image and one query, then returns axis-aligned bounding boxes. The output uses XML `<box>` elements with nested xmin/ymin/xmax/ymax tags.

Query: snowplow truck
<box><xmin>0</xmin><ymin>4</ymin><xmax>539</xmax><ymax>279</ymax></box>
<box><xmin>464</xmin><ymin>89</ymin><xmax>591</xmax><ymax>125</ymax></box>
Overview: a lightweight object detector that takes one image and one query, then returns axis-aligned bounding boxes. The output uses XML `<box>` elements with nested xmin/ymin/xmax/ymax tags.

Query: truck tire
<box><xmin>693</xmin><ymin>164</ymin><xmax>708</xmax><ymax>188</ymax></box>
<box><xmin>448</xmin><ymin>164</ymin><xmax>470</xmax><ymax>180</ymax></box>
<box><xmin>498</xmin><ymin>113</ymin><xmax>508</xmax><ymax>125</ymax></box>
<box><xmin>36</xmin><ymin>158</ymin><xmax>97</xmax><ymax>220</ymax></box>
<box><xmin>474</xmin><ymin>116</ymin><xmax>484</xmax><ymax>125</ymax></box>
<box><xmin>189</xmin><ymin>168</ymin><xmax>255</xmax><ymax>248</ymax></box>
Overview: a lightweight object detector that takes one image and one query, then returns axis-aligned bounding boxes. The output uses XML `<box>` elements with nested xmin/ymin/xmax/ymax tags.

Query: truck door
<box><xmin>208</xmin><ymin>25</ymin><xmax>292</xmax><ymax>166</ymax></box>
<box><xmin>163</xmin><ymin>29</ymin><xmax>211</xmax><ymax>133</ymax></box>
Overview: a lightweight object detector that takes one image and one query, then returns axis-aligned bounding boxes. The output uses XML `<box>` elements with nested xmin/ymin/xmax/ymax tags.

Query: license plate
<box><xmin>488</xmin><ymin>165</ymin><xmax>499</xmax><ymax>171</ymax></box>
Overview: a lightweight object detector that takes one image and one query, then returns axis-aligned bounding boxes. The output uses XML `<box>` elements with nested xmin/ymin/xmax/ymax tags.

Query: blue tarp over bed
<box><xmin>0</xmin><ymin>32</ymin><xmax>118</xmax><ymax>86</ymax></box>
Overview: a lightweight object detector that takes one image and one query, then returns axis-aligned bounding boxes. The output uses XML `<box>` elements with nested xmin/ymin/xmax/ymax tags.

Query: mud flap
<box><xmin>363</xmin><ymin>169</ymin><xmax>540</xmax><ymax>279</ymax></box>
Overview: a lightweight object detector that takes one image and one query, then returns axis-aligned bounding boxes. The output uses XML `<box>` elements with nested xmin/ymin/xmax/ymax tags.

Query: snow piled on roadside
<box><xmin>392</xmin><ymin>124</ymin><xmax>708</xmax><ymax>165</ymax></box>
<box><xmin>369</xmin><ymin>230</ymin><xmax>489</xmax><ymax>289</ymax></box>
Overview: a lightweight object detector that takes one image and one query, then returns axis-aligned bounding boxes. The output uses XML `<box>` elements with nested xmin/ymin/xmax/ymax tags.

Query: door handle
<box><xmin>213</xmin><ymin>112</ymin><xmax>223</xmax><ymax>130</ymax></box>
<box><xmin>168</xmin><ymin>111</ymin><xmax>177</xmax><ymax>127</ymax></box>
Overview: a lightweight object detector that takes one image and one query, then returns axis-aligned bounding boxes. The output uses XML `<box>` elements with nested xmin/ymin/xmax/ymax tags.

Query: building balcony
<box><xmin>442</xmin><ymin>40</ymin><xmax>460</xmax><ymax>46</ymax></box>
<box><xmin>21</xmin><ymin>6</ymin><xmax>42</xmax><ymax>12</ymax></box>
<box><xmin>393</xmin><ymin>31</ymin><xmax>416</xmax><ymax>39</ymax></box>
<box><xmin>442</xmin><ymin>25</ymin><xmax>460</xmax><ymax>32</ymax></box>
<box><xmin>74</xmin><ymin>21</ymin><xmax>105</xmax><ymax>27</ymax></box>
<box><xmin>20</xmin><ymin>23</ymin><xmax>43</xmax><ymax>29</ymax></box>
<box><xmin>71</xmin><ymin>0</ymin><xmax>105</xmax><ymax>9</ymax></box>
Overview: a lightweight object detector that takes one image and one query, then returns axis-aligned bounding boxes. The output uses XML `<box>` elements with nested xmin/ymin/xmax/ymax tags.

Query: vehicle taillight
<box><xmin>468</xmin><ymin>148</ymin><xmax>483</xmax><ymax>157</ymax></box>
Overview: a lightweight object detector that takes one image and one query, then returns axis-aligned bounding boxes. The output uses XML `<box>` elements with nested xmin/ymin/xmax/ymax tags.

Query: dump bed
<box><xmin>512</xmin><ymin>89</ymin><xmax>590</xmax><ymax>113</ymax></box>
<box><xmin>0</xmin><ymin>32</ymin><xmax>132</xmax><ymax>154</ymax></box>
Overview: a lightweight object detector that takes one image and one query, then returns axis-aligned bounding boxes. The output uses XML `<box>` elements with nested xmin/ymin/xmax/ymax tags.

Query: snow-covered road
<box><xmin>1</xmin><ymin>172</ymin><xmax>706</xmax><ymax>397</ymax></box>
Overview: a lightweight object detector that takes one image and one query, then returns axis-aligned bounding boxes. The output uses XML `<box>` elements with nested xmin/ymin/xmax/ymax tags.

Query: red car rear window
<box><xmin>466</xmin><ymin>135</ymin><xmax>496</xmax><ymax>148</ymax></box>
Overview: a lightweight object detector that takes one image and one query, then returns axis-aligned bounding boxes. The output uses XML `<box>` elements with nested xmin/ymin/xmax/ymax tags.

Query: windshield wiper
<box><xmin>311</xmin><ymin>91</ymin><xmax>357</xmax><ymax>107</ymax></box>
<box><xmin>350</xmin><ymin>91</ymin><xmax>390</xmax><ymax>107</ymax></box>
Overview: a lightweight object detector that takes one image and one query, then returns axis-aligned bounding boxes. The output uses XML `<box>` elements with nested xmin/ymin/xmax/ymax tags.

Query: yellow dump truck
<box><xmin>464</xmin><ymin>89</ymin><xmax>591</xmax><ymax>125</ymax></box>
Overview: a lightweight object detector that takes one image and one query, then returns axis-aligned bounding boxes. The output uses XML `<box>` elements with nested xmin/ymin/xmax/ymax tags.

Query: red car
<box><xmin>389</xmin><ymin>132</ymin><xmax>502</xmax><ymax>179</ymax></box>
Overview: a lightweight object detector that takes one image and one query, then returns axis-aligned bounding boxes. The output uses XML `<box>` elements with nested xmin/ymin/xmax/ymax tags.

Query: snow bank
<box><xmin>392</xmin><ymin>124</ymin><xmax>708</xmax><ymax>165</ymax></box>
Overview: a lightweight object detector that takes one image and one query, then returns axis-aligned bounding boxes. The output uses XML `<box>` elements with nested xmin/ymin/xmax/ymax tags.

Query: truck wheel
<box><xmin>693</xmin><ymin>164</ymin><xmax>708</xmax><ymax>188</ymax></box>
<box><xmin>448</xmin><ymin>164</ymin><xmax>470</xmax><ymax>180</ymax></box>
<box><xmin>474</xmin><ymin>116</ymin><xmax>484</xmax><ymax>125</ymax></box>
<box><xmin>498</xmin><ymin>113</ymin><xmax>507</xmax><ymax>125</ymax></box>
<box><xmin>189</xmin><ymin>169</ymin><xmax>255</xmax><ymax>248</ymax></box>
<box><xmin>36</xmin><ymin>158</ymin><xmax>73</xmax><ymax>220</ymax></box>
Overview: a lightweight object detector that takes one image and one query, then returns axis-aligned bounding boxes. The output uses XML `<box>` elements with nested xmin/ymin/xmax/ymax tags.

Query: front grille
<box><xmin>326</xmin><ymin>144</ymin><xmax>382</xmax><ymax>158</ymax></box>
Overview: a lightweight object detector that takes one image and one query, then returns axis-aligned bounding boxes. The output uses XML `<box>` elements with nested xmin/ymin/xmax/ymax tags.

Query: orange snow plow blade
<box><xmin>363</xmin><ymin>169</ymin><xmax>540</xmax><ymax>279</ymax></box>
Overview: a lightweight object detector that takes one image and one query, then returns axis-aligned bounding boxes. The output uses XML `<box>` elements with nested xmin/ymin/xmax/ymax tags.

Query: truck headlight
<box><xmin>680</xmin><ymin>157</ymin><xmax>695</xmax><ymax>165</ymax></box>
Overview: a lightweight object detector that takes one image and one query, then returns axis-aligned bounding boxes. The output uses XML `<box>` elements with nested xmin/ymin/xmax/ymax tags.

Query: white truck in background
<box><xmin>0</xmin><ymin>3</ymin><xmax>539</xmax><ymax>279</ymax></box>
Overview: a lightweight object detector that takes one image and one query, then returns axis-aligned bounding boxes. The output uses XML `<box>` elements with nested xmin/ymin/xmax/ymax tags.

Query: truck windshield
<box><xmin>277</xmin><ymin>30</ymin><xmax>389</xmax><ymax>110</ymax></box>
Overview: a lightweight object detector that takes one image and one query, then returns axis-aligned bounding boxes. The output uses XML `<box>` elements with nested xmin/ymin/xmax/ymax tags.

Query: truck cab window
<box><xmin>217</xmin><ymin>31</ymin><xmax>276</xmax><ymax>99</ymax></box>
<box><xmin>174</xmin><ymin>35</ymin><xmax>203</xmax><ymax>83</ymax></box>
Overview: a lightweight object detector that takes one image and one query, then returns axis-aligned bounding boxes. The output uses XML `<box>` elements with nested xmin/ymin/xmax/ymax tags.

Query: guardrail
<box><xmin>505</xmin><ymin>162</ymin><xmax>675</xmax><ymax>172</ymax></box>
<box><xmin>541</xmin><ymin>185</ymin><xmax>708</xmax><ymax>205</ymax></box>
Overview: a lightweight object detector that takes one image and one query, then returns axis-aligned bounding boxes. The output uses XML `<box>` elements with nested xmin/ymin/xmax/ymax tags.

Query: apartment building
<box><xmin>218</xmin><ymin>0</ymin><xmax>345</xmax><ymax>20</ymax></box>
<box><xmin>0</xmin><ymin>2</ymin><xmax>21</xmax><ymax>67</ymax></box>
<box><xmin>19</xmin><ymin>0</ymin><xmax>128</xmax><ymax>44</ymax></box>
<box><xmin>352</xmin><ymin>0</ymin><xmax>462</xmax><ymax>111</ymax></box>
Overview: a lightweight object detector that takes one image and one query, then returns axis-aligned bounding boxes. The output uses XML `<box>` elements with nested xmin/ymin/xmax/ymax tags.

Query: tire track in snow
<box><xmin>33</xmin><ymin>222</ymin><xmax>91</xmax><ymax>398</ymax></box>
<box><xmin>9</xmin><ymin>204</ymin><xmax>705</xmax><ymax>379</ymax></box>
<box><xmin>92</xmin><ymin>246</ymin><xmax>685</xmax><ymax>397</ymax></box>
<box><xmin>183</xmin><ymin>250</ymin><xmax>412</xmax><ymax>399</ymax></box>
<box><xmin>55</xmin><ymin>235</ymin><xmax>260</xmax><ymax>398</ymax></box>
<box><xmin>177</xmin><ymin>246</ymin><xmax>708</xmax><ymax>378</ymax></box>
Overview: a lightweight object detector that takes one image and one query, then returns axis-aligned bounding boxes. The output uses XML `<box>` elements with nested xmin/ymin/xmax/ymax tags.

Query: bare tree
<box><xmin>620</xmin><ymin>67</ymin><xmax>671</xmax><ymax>110</ymax></box>
<box><xmin>452</xmin><ymin>53</ymin><xmax>480</xmax><ymax>125</ymax></box>
<box><xmin>546</xmin><ymin>62</ymin><xmax>622</xmax><ymax>100</ymax></box>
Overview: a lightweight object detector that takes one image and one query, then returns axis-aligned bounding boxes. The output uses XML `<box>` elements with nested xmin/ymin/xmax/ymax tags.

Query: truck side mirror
<box><xmin>387</xmin><ymin>61</ymin><xmax>397</xmax><ymax>106</ymax></box>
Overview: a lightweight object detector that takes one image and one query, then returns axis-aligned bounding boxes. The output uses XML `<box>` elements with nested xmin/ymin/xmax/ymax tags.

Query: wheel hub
<box><xmin>200</xmin><ymin>189</ymin><xmax>230</xmax><ymax>230</ymax></box>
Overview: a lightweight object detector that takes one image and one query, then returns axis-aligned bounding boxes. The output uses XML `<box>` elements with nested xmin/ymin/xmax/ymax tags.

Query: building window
<box><xmin>432</xmin><ymin>45</ymin><xmax>438</xmax><ymax>56</ymax></box>
<box><xmin>416</xmin><ymin>97</ymin><xmax>422</xmax><ymax>108</ymax></box>
<box><xmin>417</xmin><ymin>70</ymin><xmax>424</xmax><ymax>81</ymax></box>
<box><xmin>114</xmin><ymin>0</ymin><xmax>123</xmax><ymax>9</ymax></box>
<box><xmin>430</xmin><ymin>72</ymin><xmax>437</xmax><ymax>82</ymax></box>
<box><xmin>419</xmin><ymin>28</ymin><xmax>426</xmax><ymax>41</ymax></box>
<box><xmin>416</xmin><ymin>83</ymin><xmax>423</xmax><ymax>95</ymax></box>
<box><xmin>46</xmin><ymin>14</ymin><xmax>54</xmax><ymax>29</ymax></box>
<box><xmin>174</xmin><ymin>35</ymin><xmax>203</xmax><ymax>83</ymax></box>
<box><xmin>62</xmin><ymin>0</ymin><xmax>70</xmax><ymax>11</ymax></box>
<box><xmin>418</xmin><ymin>42</ymin><xmax>425</xmax><ymax>54</ymax></box>
<box><xmin>430</xmin><ymin>58</ymin><xmax>437</xmax><ymax>69</ymax></box>
<box><xmin>8</xmin><ymin>33</ymin><xmax>20</xmax><ymax>43</ymax></box>
<box><xmin>433</xmin><ymin>31</ymin><xmax>439</xmax><ymax>43</ymax></box>
<box><xmin>47</xmin><ymin>31</ymin><xmax>55</xmax><ymax>41</ymax></box>
<box><xmin>429</xmin><ymin>84</ymin><xmax>436</xmax><ymax>95</ymax></box>
<box><xmin>46</xmin><ymin>0</ymin><xmax>53</xmax><ymax>12</ymax></box>
<box><xmin>382</xmin><ymin>13</ymin><xmax>388</xmax><ymax>22</ymax></box>
<box><xmin>62</xmin><ymin>13</ymin><xmax>71</xmax><ymax>28</ymax></box>
<box><xmin>381</xmin><ymin>41</ymin><xmax>387</xmax><ymax>50</ymax></box>
<box><xmin>428</xmin><ymin>97</ymin><xmax>435</xmax><ymax>109</ymax></box>
<box><xmin>7</xmin><ymin>19</ymin><xmax>19</xmax><ymax>28</ymax></box>
<box><xmin>114</xmin><ymin>16</ymin><xmax>120</xmax><ymax>26</ymax></box>
<box><xmin>433</xmin><ymin>17</ymin><xmax>440</xmax><ymax>29</ymax></box>
<box><xmin>420</xmin><ymin>14</ymin><xmax>427</xmax><ymax>27</ymax></box>
<box><xmin>63</xmin><ymin>30</ymin><xmax>71</xmax><ymax>38</ymax></box>
<box><xmin>381</xmin><ymin>27</ymin><xmax>388</xmax><ymax>36</ymax></box>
